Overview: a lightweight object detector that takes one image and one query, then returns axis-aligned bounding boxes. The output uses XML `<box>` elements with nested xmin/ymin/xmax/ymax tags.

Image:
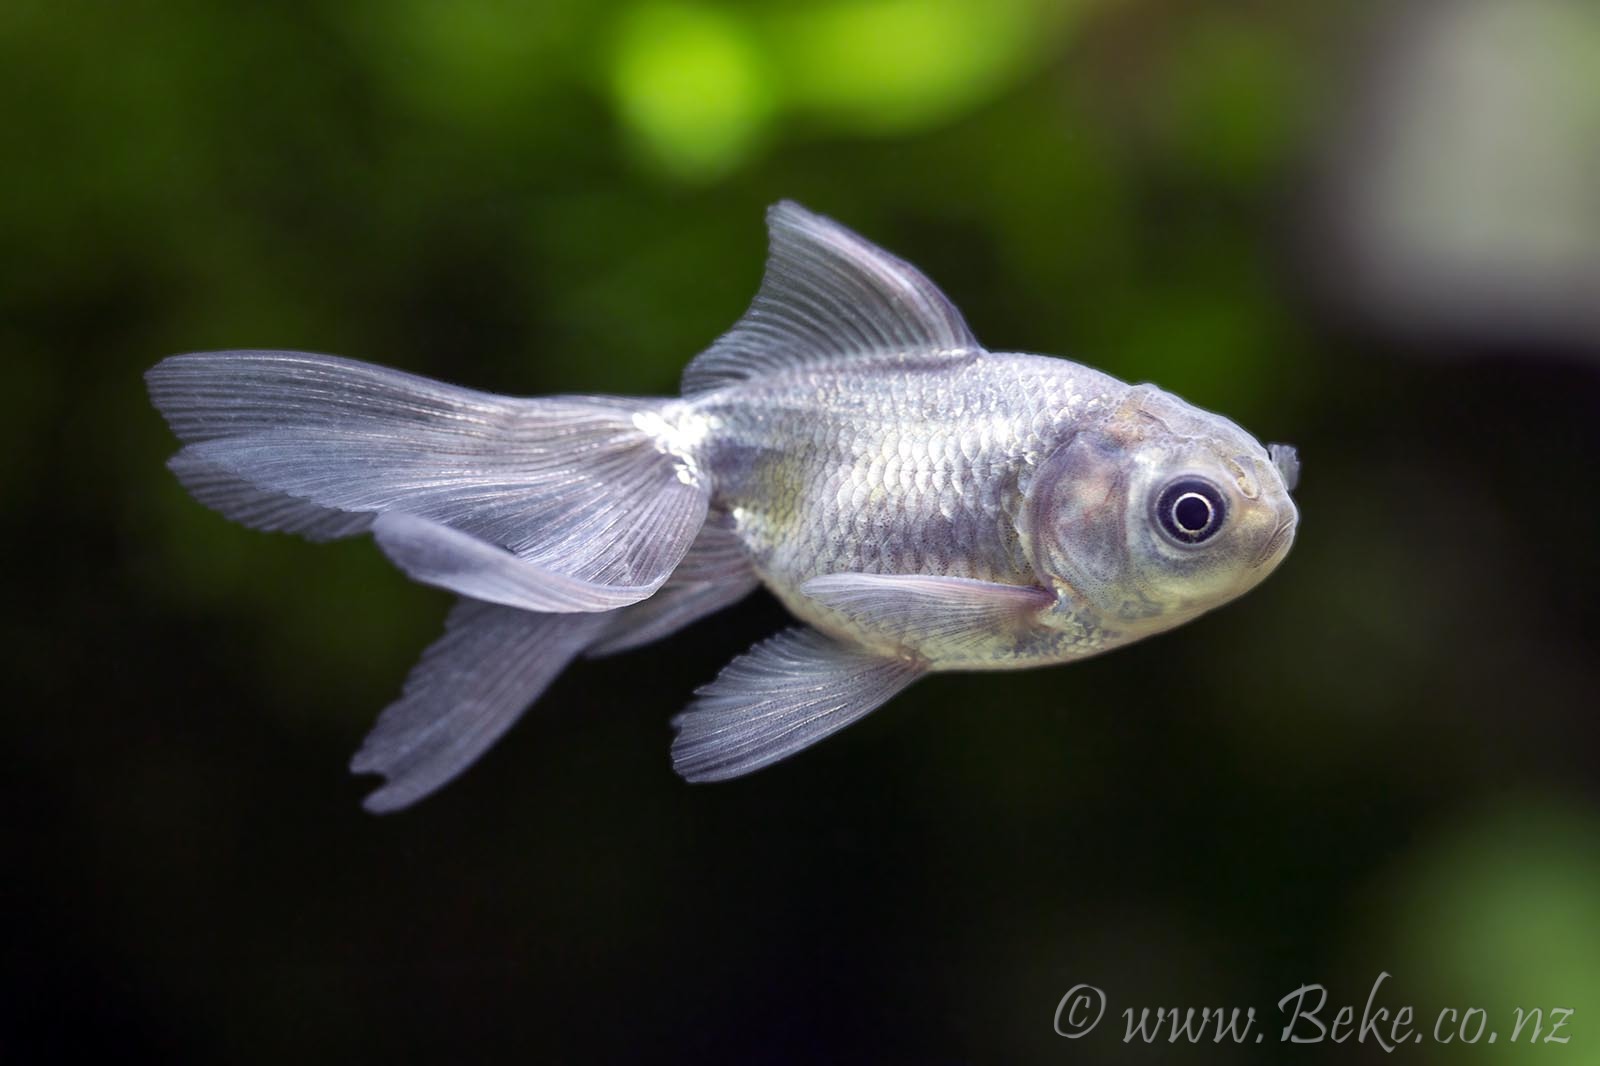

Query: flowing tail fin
<box><xmin>146</xmin><ymin>350</ymin><xmax>710</xmax><ymax>611</ymax></box>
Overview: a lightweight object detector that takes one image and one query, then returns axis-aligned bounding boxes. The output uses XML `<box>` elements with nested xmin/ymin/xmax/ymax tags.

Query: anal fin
<box><xmin>352</xmin><ymin>600</ymin><xmax>611</xmax><ymax>813</ymax></box>
<box><xmin>588</xmin><ymin>510</ymin><xmax>759</xmax><ymax>656</ymax></box>
<box><xmin>588</xmin><ymin>576</ymin><xmax>759</xmax><ymax>658</ymax></box>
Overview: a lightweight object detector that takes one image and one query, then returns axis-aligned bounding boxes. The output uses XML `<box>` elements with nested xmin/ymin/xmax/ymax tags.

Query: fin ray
<box><xmin>670</xmin><ymin>627</ymin><xmax>923</xmax><ymax>782</ymax></box>
<box><xmin>801</xmin><ymin>572</ymin><xmax>1052</xmax><ymax>658</ymax></box>
<box><xmin>167</xmin><ymin>453</ymin><xmax>374</xmax><ymax>540</ymax></box>
<box><xmin>371</xmin><ymin>513</ymin><xmax>670</xmax><ymax>612</ymax></box>
<box><xmin>148</xmin><ymin>350</ymin><xmax>710</xmax><ymax>601</ymax></box>
<box><xmin>587</xmin><ymin>576</ymin><xmax>760</xmax><ymax>657</ymax></box>
<box><xmin>681</xmin><ymin>202</ymin><xmax>981</xmax><ymax>395</ymax></box>
<box><xmin>586</xmin><ymin>512</ymin><xmax>760</xmax><ymax>654</ymax></box>
<box><xmin>352</xmin><ymin>600</ymin><xmax>611</xmax><ymax>813</ymax></box>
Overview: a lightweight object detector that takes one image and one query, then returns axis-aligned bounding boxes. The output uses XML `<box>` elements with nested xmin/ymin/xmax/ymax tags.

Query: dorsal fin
<box><xmin>681</xmin><ymin>201</ymin><xmax>982</xmax><ymax>395</ymax></box>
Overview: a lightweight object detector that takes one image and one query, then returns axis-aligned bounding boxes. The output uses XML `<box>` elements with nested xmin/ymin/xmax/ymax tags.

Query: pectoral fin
<box><xmin>800</xmin><ymin>572</ymin><xmax>1054</xmax><ymax>657</ymax></box>
<box><xmin>670</xmin><ymin>627</ymin><xmax>923</xmax><ymax>782</ymax></box>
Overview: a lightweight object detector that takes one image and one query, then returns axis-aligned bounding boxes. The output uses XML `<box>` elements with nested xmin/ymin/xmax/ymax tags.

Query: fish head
<box><xmin>1023</xmin><ymin>385</ymin><xmax>1298</xmax><ymax>631</ymax></box>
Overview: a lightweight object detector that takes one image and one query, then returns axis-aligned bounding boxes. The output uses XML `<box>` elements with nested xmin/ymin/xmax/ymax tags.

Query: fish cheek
<box><xmin>1023</xmin><ymin>431</ymin><xmax>1133</xmax><ymax>606</ymax></box>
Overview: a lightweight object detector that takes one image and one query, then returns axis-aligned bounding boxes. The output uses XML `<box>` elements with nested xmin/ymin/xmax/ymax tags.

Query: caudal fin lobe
<box><xmin>146</xmin><ymin>350</ymin><xmax>711</xmax><ymax>610</ymax></box>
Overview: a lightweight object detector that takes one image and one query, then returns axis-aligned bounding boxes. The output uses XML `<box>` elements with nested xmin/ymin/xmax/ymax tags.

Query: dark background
<box><xmin>5</xmin><ymin>1</ymin><xmax>1598</xmax><ymax>1063</ymax></box>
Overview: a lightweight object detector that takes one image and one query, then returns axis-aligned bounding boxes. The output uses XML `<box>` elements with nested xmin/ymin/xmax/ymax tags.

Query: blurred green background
<box><xmin>5</xmin><ymin>0</ymin><xmax>1598</xmax><ymax>1063</ymax></box>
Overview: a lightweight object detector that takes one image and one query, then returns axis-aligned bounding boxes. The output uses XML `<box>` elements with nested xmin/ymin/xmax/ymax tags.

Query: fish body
<box><xmin>147</xmin><ymin>202</ymin><xmax>1299</xmax><ymax>810</ymax></box>
<box><xmin>683</xmin><ymin>353</ymin><xmax>1113</xmax><ymax>665</ymax></box>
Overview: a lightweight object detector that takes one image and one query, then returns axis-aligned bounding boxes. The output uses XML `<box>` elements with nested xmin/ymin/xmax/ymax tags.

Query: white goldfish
<box><xmin>147</xmin><ymin>202</ymin><xmax>1299</xmax><ymax>811</ymax></box>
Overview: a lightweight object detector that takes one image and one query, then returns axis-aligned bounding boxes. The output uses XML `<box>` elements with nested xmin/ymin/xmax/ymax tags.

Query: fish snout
<box><xmin>1251</xmin><ymin>504</ymin><xmax>1298</xmax><ymax>569</ymax></box>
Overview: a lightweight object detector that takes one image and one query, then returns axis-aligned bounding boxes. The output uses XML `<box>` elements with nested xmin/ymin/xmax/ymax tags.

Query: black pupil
<box><xmin>1157</xmin><ymin>480</ymin><xmax>1225</xmax><ymax>544</ymax></box>
<box><xmin>1173</xmin><ymin>493</ymin><xmax>1212</xmax><ymax>533</ymax></box>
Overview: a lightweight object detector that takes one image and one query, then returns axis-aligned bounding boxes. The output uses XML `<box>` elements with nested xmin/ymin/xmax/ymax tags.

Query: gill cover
<box><xmin>1022</xmin><ymin>427</ymin><xmax>1130</xmax><ymax>612</ymax></box>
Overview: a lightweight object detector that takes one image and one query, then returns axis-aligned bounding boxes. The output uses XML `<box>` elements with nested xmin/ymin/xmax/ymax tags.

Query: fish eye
<box><xmin>1155</xmin><ymin>478</ymin><xmax>1227</xmax><ymax>545</ymax></box>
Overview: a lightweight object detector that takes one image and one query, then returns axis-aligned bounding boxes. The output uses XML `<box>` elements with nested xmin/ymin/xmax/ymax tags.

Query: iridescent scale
<box><xmin>688</xmin><ymin>352</ymin><xmax>1124</xmax><ymax>654</ymax></box>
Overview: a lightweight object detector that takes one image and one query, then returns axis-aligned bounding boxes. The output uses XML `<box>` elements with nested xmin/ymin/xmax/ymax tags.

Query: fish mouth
<box><xmin>1252</xmin><ymin>516</ymin><xmax>1297</xmax><ymax>568</ymax></box>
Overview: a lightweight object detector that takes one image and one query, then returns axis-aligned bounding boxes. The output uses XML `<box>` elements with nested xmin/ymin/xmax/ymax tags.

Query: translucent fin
<box><xmin>147</xmin><ymin>350</ymin><xmax>710</xmax><ymax>600</ymax></box>
<box><xmin>351</xmin><ymin>599</ymin><xmax>611</xmax><ymax>813</ymax></box>
<box><xmin>801</xmin><ymin>572</ymin><xmax>1052</xmax><ymax>657</ymax></box>
<box><xmin>167</xmin><ymin>454</ymin><xmax>373</xmax><ymax>541</ymax></box>
<box><xmin>586</xmin><ymin>511</ymin><xmax>759</xmax><ymax>655</ymax></box>
<box><xmin>150</xmin><ymin>348</ymin><xmax>576</xmax><ymax>444</ymax></box>
<box><xmin>662</xmin><ymin>510</ymin><xmax>749</xmax><ymax>584</ymax></box>
<box><xmin>371</xmin><ymin>513</ymin><xmax>662</xmax><ymax>612</ymax></box>
<box><xmin>587</xmin><ymin>575</ymin><xmax>760</xmax><ymax>657</ymax></box>
<box><xmin>680</xmin><ymin>201</ymin><xmax>981</xmax><ymax>395</ymax></box>
<box><xmin>670</xmin><ymin>628</ymin><xmax>923</xmax><ymax>782</ymax></box>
